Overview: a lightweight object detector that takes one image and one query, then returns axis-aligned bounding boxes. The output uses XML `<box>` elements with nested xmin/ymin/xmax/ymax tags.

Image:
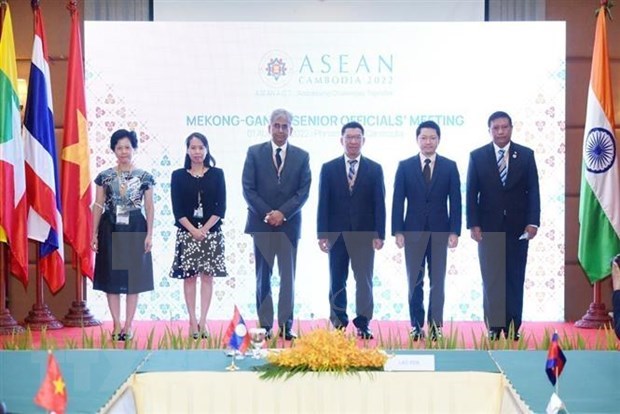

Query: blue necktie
<box><xmin>497</xmin><ymin>149</ymin><xmax>507</xmax><ymax>186</ymax></box>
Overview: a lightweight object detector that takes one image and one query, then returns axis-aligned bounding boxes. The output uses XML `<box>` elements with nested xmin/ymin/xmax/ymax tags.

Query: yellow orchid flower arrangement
<box><xmin>256</xmin><ymin>328</ymin><xmax>388</xmax><ymax>380</ymax></box>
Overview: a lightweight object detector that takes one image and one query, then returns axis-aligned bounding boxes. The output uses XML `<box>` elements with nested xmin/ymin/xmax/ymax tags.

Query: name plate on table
<box><xmin>384</xmin><ymin>355</ymin><xmax>435</xmax><ymax>371</ymax></box>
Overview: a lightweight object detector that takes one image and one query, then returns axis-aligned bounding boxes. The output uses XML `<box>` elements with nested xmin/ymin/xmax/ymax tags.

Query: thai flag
<box><xmin>545</xmin><ymin>332</ymin><xmax>567</xmax><ymax>386</ymax></box>
<box><xmin>223</xmin><ymin>306</ymin><xmax>251</xmax><ymax>353</ymax></box>
<box><xmin>23</xmin><ymin>5</ymin><xmax>65</xmax><ymax>293</ymax></box>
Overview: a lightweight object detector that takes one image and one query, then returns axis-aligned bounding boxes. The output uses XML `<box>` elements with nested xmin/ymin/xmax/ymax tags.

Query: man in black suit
<box><xmin>317</xmin><ymin>121</ymin><xmax>386</xmax><ymax>339</ymax></box>
<box><xmin>392</xmin><ymin>120</ymin><xmax>461</xmax><ymax>341</ymax></box>
<box><xmin>466</xmin><ymin>111</ymin><xmax>540</xmax><ymax>340</ymax></box>
<box><xmin>612</xmin><ymin>255</ymin><xmax>620</xmax><ymax>340</ymax></box>
<box><xmin>242</xmin><ymin>108</ymin><xmax>311</xmax><ymax>340</ymax></box>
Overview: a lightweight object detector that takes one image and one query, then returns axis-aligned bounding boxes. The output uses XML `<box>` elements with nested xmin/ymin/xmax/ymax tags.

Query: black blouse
<box><xmin>170</xmin><ymin>167</ymin><xmax>226</xmax><ymax>232</ymax></box>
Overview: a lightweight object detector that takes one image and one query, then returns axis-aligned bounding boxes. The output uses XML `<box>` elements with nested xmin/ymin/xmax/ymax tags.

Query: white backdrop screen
<box><xmin>85</xmin><ymin>21</ymin><xmax>566</xmax><ymax>322</ymax></box>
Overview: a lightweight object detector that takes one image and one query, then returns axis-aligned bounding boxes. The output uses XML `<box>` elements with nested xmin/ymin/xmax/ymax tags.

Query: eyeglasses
<box><xmin>272</xmin><ymin>123</ymin><xmax>290</xmax><ymax>132</ymax></box>
<box><xmin>343</xmin><ymin>135</ymin><xmax>363</xmax><ymax>141</ymax></box>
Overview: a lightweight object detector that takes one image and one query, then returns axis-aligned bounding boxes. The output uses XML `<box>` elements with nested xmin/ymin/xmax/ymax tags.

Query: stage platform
<box><xmin>0</xmin><ymin>320</ymin><xmax>615</xmax><ymax>350</ymax></box>
<box><xmin>1</xmin><ymin>348</ymin><xmax>620</xmax><ymax>413</ymax></box>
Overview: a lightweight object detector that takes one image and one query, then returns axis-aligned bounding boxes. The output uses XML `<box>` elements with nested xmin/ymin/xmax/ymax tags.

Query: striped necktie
<box><xmin>497</xmin><ymin>149</ymin><xmax>507</xmax><ymax>186</ymax></box>
<box><xmin>348</xmin><ymin>159</ymin><xmax>358</xmax><ymax>191</ymax></box>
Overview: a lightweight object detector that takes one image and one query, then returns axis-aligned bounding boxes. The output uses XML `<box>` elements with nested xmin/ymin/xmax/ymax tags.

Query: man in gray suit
<box><xmin>242</xmin><ymin>108</ymin><xmax>311</xmax><ymax>340</ymax></box>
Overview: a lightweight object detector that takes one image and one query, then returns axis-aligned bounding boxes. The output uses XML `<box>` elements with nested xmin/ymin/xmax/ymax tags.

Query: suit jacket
<box><xmin>391</xmin><ymin>154</ymin><xmax>461</xmax><ymax>236</ymax></box>
<box><xmin>614</xmin><ymin>290</ymin><xmax>620</xmax><ymax>340</ymax></box>
<box><xmin>466</xmin><ymin>142</ymin><xmax>540</xmax><ymax>237</ymax></box>
<box><xmin>317</xmin><ymin>155</ymin><xmax>386</xmax><ymax>240</ymax></box>
<box><xmin>242</xmin><ymin>141</ymin><xmax>311</xmax><ymax>240</ymax></box>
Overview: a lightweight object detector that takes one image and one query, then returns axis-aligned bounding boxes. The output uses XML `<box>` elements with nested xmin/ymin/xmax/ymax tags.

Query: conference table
<box><xmin>1</xmin><ymin>349</ymin><xmax>618</xmax><ymax>413</ymax></box>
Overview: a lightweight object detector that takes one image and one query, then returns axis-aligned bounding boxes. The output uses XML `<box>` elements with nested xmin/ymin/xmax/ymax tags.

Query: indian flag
<box><xmin>578</xmin><ymin>5</ymin><xmax>620</xmax><ymax>283</ymax></box>
<box><xmin>0</xmin><ymin>4</ymin><xmax>29</xmax><ymax>286</ymax></box>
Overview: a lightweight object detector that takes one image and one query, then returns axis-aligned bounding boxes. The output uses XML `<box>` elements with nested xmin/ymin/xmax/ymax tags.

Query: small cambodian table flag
<box><xmin>545</xmin><ymin>332</ymin><xmax>566</xmax><ymax>386</ymax></box>
<box><xmin>34</xmin><ymin>351</ymin><xmax>67</xmax><ymax>414</ymax></box>
<box><xmin>223</xmin><ymin>305</ymin><xmax>251</xmax><ymax>353</ymax></box>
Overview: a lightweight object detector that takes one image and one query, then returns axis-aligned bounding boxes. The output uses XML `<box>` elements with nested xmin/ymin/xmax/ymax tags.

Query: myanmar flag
<box><xmin>578</xmin><ymin>5</ymin><xmax>620</xmax><ymax>283</ymax></box>
<box><xmin>0</xmin><ymin>3</ymin><xmax>29</xmax><ymax>286</ymax></box>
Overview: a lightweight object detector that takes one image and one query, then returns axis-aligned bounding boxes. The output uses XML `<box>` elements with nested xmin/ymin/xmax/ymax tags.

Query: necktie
<box><xmin>275</xmin><ymin>148</ymin><xmax>282</xmax><ymax>170</ymax></box>
<box><xmin>497</xmin><ymin>149</ymin><xmax>507</xmax><ymax>186</ymax></box>
<box><xmin>423</xmin><ymin>158</ymin><xmax>431</xmax><ymax>184</ymax></box>
<box><xmin>348</xmin><ymin>159</ymin><xmax>358</xmax><ymax>191</ymax></box>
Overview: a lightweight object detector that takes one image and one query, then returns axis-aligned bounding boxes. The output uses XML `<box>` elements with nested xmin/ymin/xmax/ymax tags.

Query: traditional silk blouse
<box><xmin>94</xmin><ymin>167</ymin><xmax>155</xmax><ymax>213</ymax></box>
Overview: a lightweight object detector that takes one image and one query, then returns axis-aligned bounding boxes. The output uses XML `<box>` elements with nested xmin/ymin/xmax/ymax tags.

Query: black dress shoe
<box><xmin>279</xmin><ymin>329</ymin><xmax>297</xmax><ymax>340</ymax></box>
<box><xmin>429</xmin><ymin>326</ymin><xmax>443</xmax><ymax>341</ymax></box>
<box><xmin>488</xmin><ymin>328</ymin><xmax>502</xmax><ymax>341</ymax></box>
<box><xmin>409</xmin><ymin>327</ymin><xmax>425</xmax><ymax>341</ymax></box>
<box><xmin>505</xmin><ymin>331</ymin><xmax>521</xmax><ymax>341</ymax></box>
<box><xmin>357</xmin><ymin>327</ymin><xmax>374</xmax><ymax>340</ymax></box>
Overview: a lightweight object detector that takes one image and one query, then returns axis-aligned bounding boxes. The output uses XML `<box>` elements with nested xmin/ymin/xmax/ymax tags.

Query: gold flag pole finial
<box><xmin>67</xmin><ymin>0</ymin><xmax>78</xmax><ymax>13</ymax></box>
<box><xmin>596</xmin><ymin>0</ymin><xmax>614</xmax><ymax>20</ymax></box>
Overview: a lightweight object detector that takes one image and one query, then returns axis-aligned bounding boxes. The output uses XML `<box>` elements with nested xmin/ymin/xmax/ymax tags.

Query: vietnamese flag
<box><xmin>34</xmin><ymin>351</ymin><xmax>68</xmax><ymax>414</ymax></box>
<box><xmin>61</xmin><ymin>1</ymin><xmax>94</xmax><ymax>279</ymax></box>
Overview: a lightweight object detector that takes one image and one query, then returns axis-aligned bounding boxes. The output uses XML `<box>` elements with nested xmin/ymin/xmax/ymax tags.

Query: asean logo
<box><xmin>584</xmin><ymin>127</ymin><xmax>616</xmax><ymax>173</ymax></box>
<box><xmin>259</xmin><ymin>51</ymin><xmax>293</xmax><ymax>88</ymax></box>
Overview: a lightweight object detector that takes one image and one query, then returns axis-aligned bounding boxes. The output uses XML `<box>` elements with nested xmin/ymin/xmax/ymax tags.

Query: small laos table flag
<box><xmin>34</xmin><ymin>351</ymin><xmax>67</xmax><ymax>414</ymax></box>
<box><xmin>223</xmin><ymin>305</ymin><xmax>251</xmax><ymax>353</ymax></box>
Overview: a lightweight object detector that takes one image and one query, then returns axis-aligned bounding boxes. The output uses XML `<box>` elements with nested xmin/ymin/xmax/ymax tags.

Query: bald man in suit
<box><xmin>242</xmin><ymin>108</ymin><xmax>311</xmax><ymax>340</ymax></box>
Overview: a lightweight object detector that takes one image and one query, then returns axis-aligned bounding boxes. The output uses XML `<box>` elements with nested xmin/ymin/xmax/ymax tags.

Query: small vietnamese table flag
<box><xmin>34</xmin><ymin>351</ymin><xmax>67</xmax><ymax>414</ymax></box>
<box><xmin>545</xmin><ymin>332</ymin><xmax>566</xmax><ymax>386</ymax></box>
<box><xmin>223</xmin><ymin>305</ymin><xmax>251</xmax><ymax>353</ymax></box>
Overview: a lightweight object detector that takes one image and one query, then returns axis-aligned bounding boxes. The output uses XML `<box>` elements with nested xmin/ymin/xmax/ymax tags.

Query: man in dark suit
<box><xmin>317</xmin><ymin>121</ymin><xmax>385</xmax><ymax>340</ymax></box>
<box><xmin>242</xmin><ymin>108</ymin><xmax>311</xmax><ymax>340</ymax></box>
<box><xmin>391</xmin><ymin>120</ymin><xmax>461</xmax><ymax>341</ymax></box>
<box><xmin>611</xmin><ymin>255</ymin><xmax>620</xmax><ymax>340</ymax></box>
<box><xmin>466</xmin><ymin>111</ymin><xmax>540</xmax><ymax>340</ymax></box>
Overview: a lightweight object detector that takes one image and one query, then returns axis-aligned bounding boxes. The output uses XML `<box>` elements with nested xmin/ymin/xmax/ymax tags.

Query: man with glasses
<box><xmin>242</xmin><ymin>108</ymin><xmax>311</xmax><ymax>340</ymax></box>
<box><xmin>317</xmin><ymin>121</ymin><xmax>386</xmax><ymax>339</ymax></box>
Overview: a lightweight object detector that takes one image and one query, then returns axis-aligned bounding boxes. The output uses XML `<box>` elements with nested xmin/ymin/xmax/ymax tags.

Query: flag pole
<box><xmin>576</xmin><ymin>0</ymin><xmax>618</xmax><ymax>329</ymax></box>
<box><xmin>0</xmin><ymin>0</ymin><xmax>25</xmax><ymax>337</ymax></box>
<box><xmin>24</xmin><ymin>245</ymin><xmax>63</xmax><ymax>330</ymax></box>
<box><xmin>0</xmin><ymin>244</ymin><xmax>24</xmax><ymax>334</ymax></box>
<box><xmin>575</xmin><ymin>281</ymin><xmax>612</xmax><ymax>328</ymax></box>
<box><xmin>60</xmin><ymin>0</ymin><xmax>99</xmax><ymax>327</ymax></box>
<box><xmin>226</xmin><ymin>351</ymin><xmax>240</xmax><ymax>371</ymax></box>
<box><xmin>62</xmin><ymin>251</ymin><xmax>100</xmax><ymax>327</ymax></box>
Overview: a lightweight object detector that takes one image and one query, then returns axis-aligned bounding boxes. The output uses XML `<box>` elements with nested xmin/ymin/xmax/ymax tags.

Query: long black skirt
<box><xmin>93</xmin><ymin>210</ymin><xmax>154</xmax><ymax>294</ymax></box>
